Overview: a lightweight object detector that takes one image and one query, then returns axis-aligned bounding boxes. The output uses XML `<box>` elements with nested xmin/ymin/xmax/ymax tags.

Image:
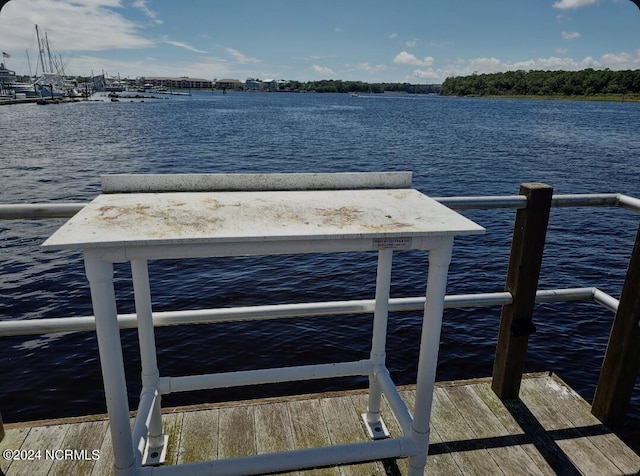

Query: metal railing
<box><xmin>0</xmin><ymin>287</ymin><xmax>619</xmax><ymax>337</ymax></box>
<box><xmin>0</xmin><ymin>191</ymin><xmax>637</xmax><ymax>338</ymax></box>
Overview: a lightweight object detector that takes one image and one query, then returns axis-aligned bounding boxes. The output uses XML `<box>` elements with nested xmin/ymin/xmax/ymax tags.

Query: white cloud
<box><xmin>556</xmin><ymin>48</ymin><xmax>569</xmax><ymax>55</ymax></box>
<box><xmin>132</xmin><ymin>0</ymin><xmax>162</xmax><ymax>24</ymax></box>
<box><xmin>300</xmin><ymin>54</ymin><xmax>336</xmax><ymax>61</ymax></box>
<box><xmin>600</xmin><ymin>50</ymin><xmax>640</xmax><ymax>69</ymax></box>
<box><xmin>389</xmin><ymin>33</ymin><xmax>398</xmax><ymax>39</ymax></box>
<box><xmin>352</xmin><ymin>62</ymin><xmax>387</xmax><ymax>73</ymax></box>
<box><xmin>405</xmin><ymin>39</ymin><xmax>418</xmax><ymax>48</ymax></box>
<box><xmin>225</xmin><ymin>47</ymin><xmax>261</xmax><ymax>64</ymax></box>
<box><xmin>413</xmin><ymin>69</ymin><xmax>438</xmax><ymax>81</ymax></box>
<box><xmin>562</xmin><ymin>31</ymin><xmax>581</xmax><ymax>40</ymax></box>
<box><xmin>311</xmin><ymin>64</ymin><xmax>334</xmax><ymax>76</ymax></box>
<box><xmin>553</xmin><ymin>0</ymin><xmax>598</xmax><ymax>9</ymax></box>
<box><xmin>0</xmin><ymin>0</ymin><xmax>154</xmax><ymax>53</ymax></box>
<box><xmin>163</xmin><ymin>38</ymin><xmax>207</xmax><ymax>54</ymax></box>
<box><xmin>393</xmin><ymin>51</ymin><xmax>434</xmax><ymax>67</ymax></box>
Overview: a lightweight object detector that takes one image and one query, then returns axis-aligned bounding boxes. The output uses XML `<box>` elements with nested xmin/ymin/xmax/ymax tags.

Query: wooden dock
<box><xmin>1</xmin><ymin>372</ymin><xmax>639</xmax><ymax>475</ymax></box>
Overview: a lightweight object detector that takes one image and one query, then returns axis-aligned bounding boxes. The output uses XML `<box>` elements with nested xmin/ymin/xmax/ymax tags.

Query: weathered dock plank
<box><xmin>159</xmin><ymin>412</ymin><xmax>182</xmax><ymax>466</ymax></box>
<box><xmin>6</xmin><ymin>424</ymin><xmax>69</xmax><ymax>476</ymax></box>
<box><xmin>288</xmin><ymin>399</ymin><xmax>340</xmax><ymax>476</ymax></box>
<box><xmin>49</xmin><ymin>420</ymin><xmax>107</xmax><ymax>476</ymax></box>
<box><xmin>470</xmin><ymin>382</ymin><xmax>556</xmax><ymax>475</ymax></box>
<box><xmin>350</xmin><ymin>393</ymin><xmax>397</xmax><ymax>475</ymax></box>
<box><xmin>521</xmin><ymin>376</ymin><xmax>640</xmax><ymax>474</ymax></box>
<box><xmin>89</xmin><ymin>417</ymin><xmax>134</xmax><ymax>476</ymax></box>
<box><xmin>254</xmin><ymin>402</ymin><xmax>294</xmax><ymax>455</ymax></box>
<box><xmin>0</xmin><ymin>426</ymin><xmax>29</xmax><ymax>475</ymax></box>
<box><xmin>89</xmin><ymin>425</ymin><xmax>115</xmax><ymax>476</ymax></box>
<box><xmin>400</xmin><ymin>388</ymin><xmax>463</xmax><ymax>476</ymax></box>
<box><xmin>175</xmin><ymin>408</ymin><xmax>217</xmax><ymax>464</ymax></box>
<box><xmin>320</xmin><ymin>395</ymin><xmax>383</xmax><ymax>476</ymax></box>
<box><xmin>218</xmin><ymin>405</ymin><xmax>256</xmax><ymax>459</ymax></box>
<box><xmin>254</xmin><ymin>402</ymin><xmax>297</xmax><ymax>476</ymax></box>
<box><xmin>446</xmin><ymin>384</ymin><xmax>544</xmax><ymax>475</ymax></box>
<box><xmin>519</xmin><ymin>377</ymin><xmax>624</xmax><ymax>475</ymax></box>
<box><xmin>1</xmin><ymin>373</ymin><xmax>638</xmax><ymax>475</ymax></box>
<box><xmin>430</xmin><ymin>385</ymin><xmax>503</xmax><ymax>475</ymax></box>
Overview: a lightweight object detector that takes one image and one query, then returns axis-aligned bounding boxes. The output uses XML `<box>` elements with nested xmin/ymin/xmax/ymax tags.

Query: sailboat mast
<box><xmin>35</xmin><ymin>24</ymin><xmax>46</xmax><ymax>74</ymax></box>
<box><xmin>26</xmin><ymin>49</ymin><xmax>32</xmax><ymax>76</ymax></box>
<box><xmin>45</xmin><ymin>32</ymin><xmax>53</xmax><ymax>73</ymax></box>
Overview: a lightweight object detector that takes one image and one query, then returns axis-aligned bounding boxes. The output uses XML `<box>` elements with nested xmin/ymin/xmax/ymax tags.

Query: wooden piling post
<box><xmin>491</xmin><ymin>183</ymin><xmax>553</xmax><ymax>399</ymax></box>
<box><xmin>592</xmin><ymin>224</ymin><xmax>640</xmax><ymax>427</ymax></box>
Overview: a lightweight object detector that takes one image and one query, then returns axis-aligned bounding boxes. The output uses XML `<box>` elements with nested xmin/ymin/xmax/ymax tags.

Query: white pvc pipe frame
<box><xmin>78</xmin><ymin>231</ymin><xmax>457</xmax><ymax>475</ymax></box>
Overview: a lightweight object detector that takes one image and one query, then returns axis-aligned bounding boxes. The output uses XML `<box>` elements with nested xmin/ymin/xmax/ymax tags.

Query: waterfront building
<box><xmin>142</xmin><ymin>76</ymin><xmax>213</xmax><ymax>89</ymax></box>
<box><xmin>245</xmin><ymin>78</ymin><xmax>262</xmax><ymax>91</ymax></box>
<box><xmin>244</xmin><ymin>78</ymin><xmax>288</xmax><ymax>92</ymax></box>
<box><xmin>0</xmin><ymin>62</ymin><xmax>16</xmax><ymax>95</ymax></box>
<box><xmin>214</xmin><ymin>78</ymin><xmax>243</xmax><ymax>90</ymax></box>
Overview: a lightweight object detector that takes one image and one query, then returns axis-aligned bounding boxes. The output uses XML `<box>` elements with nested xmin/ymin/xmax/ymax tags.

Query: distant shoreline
<box><xmin>453</xmin><ymin>93</ymin><xmax>640</xmax><ymax>103</ymax></box>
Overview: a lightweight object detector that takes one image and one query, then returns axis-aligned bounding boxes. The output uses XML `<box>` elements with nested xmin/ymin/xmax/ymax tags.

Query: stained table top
<box><xmin>43</xmin><ymin>189</ymin><xmax>484</xmax><ymax>251</ymax></box>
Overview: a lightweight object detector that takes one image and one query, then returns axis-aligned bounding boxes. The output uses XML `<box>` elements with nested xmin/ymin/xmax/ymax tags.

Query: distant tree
<box><xmin>441</xmin><ymin>69</ymin><xmax>640</xmax><ymax>97</ymax></box>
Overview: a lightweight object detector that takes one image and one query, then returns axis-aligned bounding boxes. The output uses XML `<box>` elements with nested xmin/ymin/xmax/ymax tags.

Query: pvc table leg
<box><xmin>363</xmin><ymin>249</ymin><xmax>393</xmax><ymax>439</ymax></box>
<box><xmin>408</xmin><ymin>237</ymin><xmax>454</xmax><ymax>475</ymax></box>
<box><xmin>84</xmin><ymin>252</ymin><xmax>136</xmax><ymax>475</ymax></box>
<box><xmin>131</xmin><ymin>259</ymin><xmax>167</xmax><ymax>465</ymax></box>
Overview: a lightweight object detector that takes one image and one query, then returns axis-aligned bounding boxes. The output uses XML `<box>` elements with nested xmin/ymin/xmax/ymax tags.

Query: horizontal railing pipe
<box><xmin>2</xmin><ymin>192</ymin><xmax>640</xmax><ymax>220</ymax></box>
<box><xmin>433</xmin><ymin>196</ymin><xmax>527</xmax><ymax>210</ymax></box>
<box><xmin>0</xmin><ymin>203</ymin><xmax>84</xmax><ymax>219</ymax></box>
<box><xmin>534</xmin><ymin>287</ymin><xmax>598</xmax><ymax>303</ymax></box>
<box><xmin>551</xmin><ymin>194</ymin><xmax>620</xmax><ymax>208</ymax></box>
<box><xmin>0</xmin><ymin>287</ymin><xmax>618</xmax><ymax>337</ymax></box>
<box><xmin>617</xmin><ymin>194</ymin><xmax>640</xmax><ymax>214</ymax></box>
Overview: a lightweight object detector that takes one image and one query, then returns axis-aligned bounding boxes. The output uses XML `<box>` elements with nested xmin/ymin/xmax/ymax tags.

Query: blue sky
<box><xmin>0</xmin><ymin>0</ymin><xmax>639</xmax><ymax>83</ymax></box>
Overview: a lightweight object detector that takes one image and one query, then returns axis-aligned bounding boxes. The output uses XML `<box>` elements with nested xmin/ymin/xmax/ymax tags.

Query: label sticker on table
<box><xmin>373</xmin><ymin>237</ymin><xmax>413</xmax><ymax>250</ymax></box>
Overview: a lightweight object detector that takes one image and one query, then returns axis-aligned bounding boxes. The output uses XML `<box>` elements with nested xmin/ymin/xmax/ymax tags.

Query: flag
<box><xmin>2</xmin><ymin>52</ymin><xmax>10</xmax><ymax>59</ymax></box>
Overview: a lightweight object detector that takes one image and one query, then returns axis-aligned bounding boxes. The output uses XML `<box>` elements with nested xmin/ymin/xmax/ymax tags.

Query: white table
<box><xmin>44</xmin><ymin>187</ymin><xmax>484</xmax><ymax>475</ymax></box>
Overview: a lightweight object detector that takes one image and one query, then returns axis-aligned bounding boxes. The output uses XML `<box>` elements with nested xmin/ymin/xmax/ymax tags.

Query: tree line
<box><xmin>440</xmin><ymin>69</ymin><xmax>640</xmax><ymax>97</ymax></box>
<box><xmin>286</xmin><ymin>80</ymin><xmax>441</xmax><ymax>94</ymax></box>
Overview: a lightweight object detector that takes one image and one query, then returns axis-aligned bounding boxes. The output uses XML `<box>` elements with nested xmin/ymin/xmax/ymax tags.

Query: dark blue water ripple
<box><xmin>1</xmin><ymin>93</ymin><xmax>640</xmax><ymax>446</ymax></box>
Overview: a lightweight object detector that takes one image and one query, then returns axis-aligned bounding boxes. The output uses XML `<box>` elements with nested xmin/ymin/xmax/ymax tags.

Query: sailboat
<box><xmin>16</xmin><ymin>25</ymin><xmax>68</xmax><ymax>98</ymax></box>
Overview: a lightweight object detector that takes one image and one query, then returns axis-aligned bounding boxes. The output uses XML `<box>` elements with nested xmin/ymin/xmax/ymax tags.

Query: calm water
<box><xmin>1</xmin><ymin>92</ymin><xmax>639</xmax><ymax>443</ymax></box>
